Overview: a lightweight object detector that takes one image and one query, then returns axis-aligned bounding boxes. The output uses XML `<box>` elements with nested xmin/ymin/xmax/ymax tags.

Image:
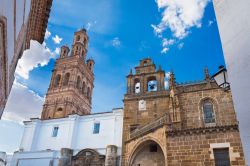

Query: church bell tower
<box><xmin>41</xmin><ymin>29</ymin><xmax>94</xmax><ymax>119</ymax></box>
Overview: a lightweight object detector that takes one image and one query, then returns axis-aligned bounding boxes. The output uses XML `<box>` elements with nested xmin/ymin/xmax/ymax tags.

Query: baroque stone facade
<box><xmin>41</xmin><ymin>29</ymin><xmax>94</xmax><ymax>119</ymax></box>
<box><xmin>121</xmin><ymin>58</ymin><xmax>245</xmax><ymax>165</ymax></box>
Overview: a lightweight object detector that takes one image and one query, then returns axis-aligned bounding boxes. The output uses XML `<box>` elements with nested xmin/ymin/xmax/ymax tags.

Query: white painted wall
<box><xmin>10</xmin><ymin>150</ymin><xmax>59</xmax><ymax>166</ymax></box>
<box><xmin>213</xmin><ymin>0</ymin><xmax>250</xmax><ymax>164</ymax></box>
<box><xmin>20</xmin><ymin>109</ymin><xmax>123</xmax><ymax>156</ymax></box>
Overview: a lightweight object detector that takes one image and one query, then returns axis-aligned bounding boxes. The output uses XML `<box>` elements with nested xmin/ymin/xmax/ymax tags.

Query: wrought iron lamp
<box><xmin>212</xmin><ymin>65</ymin><xmax>230</xmax><ymax>91</ymax></box>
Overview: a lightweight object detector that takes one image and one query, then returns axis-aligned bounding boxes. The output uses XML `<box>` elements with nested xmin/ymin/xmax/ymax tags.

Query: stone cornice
<box><xmin>167</xmin><ymin>124</ymin><xmax>239</xmax><ymax>137</ymax></box>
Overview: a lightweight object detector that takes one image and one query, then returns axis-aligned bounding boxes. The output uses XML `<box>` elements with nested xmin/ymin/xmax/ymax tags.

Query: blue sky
<box><xmin>19</xmin><ymin>0</ymin><xmax>224</xmax><ymax>112</ymax></box>
<box><xmin>0</xmin><ymin>0</ymin><xmax>225</xmax><ymax>153</ymax></box>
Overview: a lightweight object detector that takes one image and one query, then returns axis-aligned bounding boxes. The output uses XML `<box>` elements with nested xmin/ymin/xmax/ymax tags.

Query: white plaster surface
<box><xmin>12</xmin><ymin>109</ymin><xmax>123</xmax><ymax>166</ymax></box>
<box><xmin>213</xmin><ymin>0</ymin><xmax>250</xmax><ymax>164</ymax></box>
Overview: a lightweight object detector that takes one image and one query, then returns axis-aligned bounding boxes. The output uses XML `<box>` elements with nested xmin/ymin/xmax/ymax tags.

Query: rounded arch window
<box><xmin>54</xmin><ymin>74</ymin><xmax>61</xmax><ymax>87</ymax></box>
<box><xmin>76</xmin><ymin>35</ymin><xmax>80</xmax><ymax>41</ymax></box>
<box><xmin>76</xmin><ymin>76</ymin><xmax>81</xmax><ymax>89</ymax></box>
<box><xmin>82</xmin><ymin>81</ymin><xmax>86</xmax><ymax>94</ymax></box>
<box><xmin>63</xmin><ymin>73</ymin><xmax>70</xmax><ymax>86</ymax></box>
<box><xmin>87</xmin><ymin>87</ymin><xmax>90</xmax><ymax>99</ymax></box>
<box><xmin>203</xmin><ymin>100</ymin><xmax>215</xmax><ymax>124</ymax></box>
<box><xmin>134</xmin><ymin>78</ymin><xmax>140</xmax><ymax>94</ymax></box>
<box><xmin>147</xmin><ymin>76</ymin><xmax>157</xmax><ymax>92</ymax></box>
<box><xmin>57</xmin><ymin>108</ymin><xmax>63</xmax><ymax>112</ymax></box>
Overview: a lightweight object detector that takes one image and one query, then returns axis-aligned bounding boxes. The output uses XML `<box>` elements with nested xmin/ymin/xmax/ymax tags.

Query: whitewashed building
<box><xmin>213</xmin><ymin>0</ymin><xmax>250</xmax><ymax>164</ymax></box>
<box><xmin>10</xmin><ymin>108</ymin><xmax>123</xmax><ymax>166</ymax></box>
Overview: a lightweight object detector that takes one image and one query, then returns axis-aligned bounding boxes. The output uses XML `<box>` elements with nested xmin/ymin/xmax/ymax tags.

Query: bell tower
<box><xmin>41</xmin><ymin>29</ymin><xmax>94</xmax><ymax>120</ymax></box>
<box><xmin>123</xmin><ymin>58</ymin><xmax>168</xmax><ymax>138</ymax></box>
<box><xmin>121</xmin><ymin>58</ymin><xmax>170</xmax><ymax>165</ymax></box>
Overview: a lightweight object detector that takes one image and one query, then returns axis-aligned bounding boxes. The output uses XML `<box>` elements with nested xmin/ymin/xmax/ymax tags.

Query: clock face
<box><xmin>139</xmin><ymin>100</ymin><xmax>146</xmax><ymax>111</ymax></box>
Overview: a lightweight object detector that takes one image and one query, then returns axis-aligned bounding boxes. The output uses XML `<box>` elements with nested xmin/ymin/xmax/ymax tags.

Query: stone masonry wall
<box><xmin>178</xmin><ymin>86</ymin><xmax>237</xmax><ymax>129</ymax></box>
<box><xmin>167</xmin><ymin>130</ymin><xmax>245</xmax><ymax>166</ymax></box>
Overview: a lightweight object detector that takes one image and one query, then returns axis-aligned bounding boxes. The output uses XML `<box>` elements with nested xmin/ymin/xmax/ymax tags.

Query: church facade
<box><xmin>11</xmin><ymin>30</ymin><xmax>245</xmax><ymax>166</ymax></box>
<box><xmin>121</xmin><ymin>59</ymin><xmax>245</xmax><ymax>165</ymax></box>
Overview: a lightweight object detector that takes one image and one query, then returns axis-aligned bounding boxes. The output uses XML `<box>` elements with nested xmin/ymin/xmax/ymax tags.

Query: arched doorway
<box><xmin>129</xmin><ymin>140</ymin><xmax>165</xmax><ymax>166</ymax></box>
<box><xmin>71</xmin><ymin>148</ymin><xmax>105</xmax><ymax>166</ymax></box>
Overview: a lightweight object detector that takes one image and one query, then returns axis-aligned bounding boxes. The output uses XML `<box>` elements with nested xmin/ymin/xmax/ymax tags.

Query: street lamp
<box><xmin>212</xmin><ymin>65</ymin><xmax>230</xmax><ymax>91</ymax></box>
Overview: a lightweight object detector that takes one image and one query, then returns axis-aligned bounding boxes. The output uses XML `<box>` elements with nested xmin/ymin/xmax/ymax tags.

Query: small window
<box><xmin>52</xmin><ymin>126</ymin><xmax>59</xmax><ymax>137</ymax></box>
<box><xmin>213</xmin><ymin>148</ymin><xmax>230</xmax><ymax>166</ymax></box>
<box><xmin>57</xmin><ymin>108</ymin><xmax>63</xmax><ymax>112</ymax></box>
<box><xmin>54</xmin><ymin>74</ymin><xmax>61</xmax><ymax>87</ymax></box>
<box><xmin>77</xmin><ymin>35</ymin><xmax>80</xmax><ymax>41</ymax></box>
<box><xmin>87</xmin><ymin>87</ymin><xmax>91</xmax><ymax>99</ymax></box>
<box><xmin>203</xmin><ymin>101</ymin><xmax>215</xmax><ymax>123</ymax></box>
<box><xmin>76</xmin><ymin>76</ymin><xmax>81</xmax><ymax>89</ymax></box>
<box><xmin>63</xmin><ymin>73</ymin><xmax>70</xmax><ymax>86</ymax></box>
<box><xmin>93</xmin><ymin>122</ymin><xmax>100</xmax><ymax>134</ymax></box>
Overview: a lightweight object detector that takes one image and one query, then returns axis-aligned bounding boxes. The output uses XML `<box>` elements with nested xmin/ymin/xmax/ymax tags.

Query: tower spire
<box><xmin>41</xmin><ymin>29</ymin><xmax>94</xmax><ymax>120</ymax></box>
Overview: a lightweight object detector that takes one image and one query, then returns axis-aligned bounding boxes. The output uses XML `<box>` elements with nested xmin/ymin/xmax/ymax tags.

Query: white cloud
<box><xmin>15</xmin><ymin>40</ymin><xmax>56</xmax><ymax>79</ymax></box>
<box><xmin>52</xmin><ymin>35</ymin><xmax>63</xmax><ymax>44</ymax></box>
<box><xmin>161</xmin><ymin>47</ymin><xmax>169</xmax><ymax>54</ymax></box>
<box><xmin>161</xmin><ymin>38</ymin><xmax>175</xmax><ymax>53</ymax></box>
<box><xmin>208</xmin><ymin>20</ymin><xmax>214</xmax><ymax>27</ymax></box>
<box><xmin>178</xmin><ymin>42</ymin><xmax>184</xmax><ymax>49</ymax></box>
<box><xmin>2</xmin><ymin>81</ymin><xmax>44</xmax><ymax>122</ymax></box>
<box><xmin>112</xmin><ymin>37</ymin><xmax>121</xmax><ymax>47</ymax></box>
<box><xmin>162</xmin><ymin>38</ymin><xmax>175</xmax><ymax>47</ymax></box>
<box><xmin>86</xmin><ymin>22</ymin><xmax>92</xmax><ymax>30</ymax></box>
<box><xmin>45</xmin><ymin>29</ymin><xmax>51</xmax><ymax>39</ymax></box>
<box><xmin>138</xmin><ymin>41</ymin><xmax>150</xmax><ymax>52</ymax></box>
<box><xmin>86</xmin><ymin>21</ymin><xmax>97</xmax><ymax>31</ymax></box>
<box><xmin>54</xmin><ymin>47</ymin><xmax>60</xmax><ymax>55</ymax></box>
<box><xmin>152</xmin><ymin>0</ymin><xmax>210</xmax><ymax>52</ymax></box>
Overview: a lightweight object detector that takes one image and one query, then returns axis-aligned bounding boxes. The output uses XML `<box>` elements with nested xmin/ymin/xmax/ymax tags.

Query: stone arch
<box><xmin>128</xmin><ymin>137</ymin><xmax>167</xmax><ymax>166</ymax></box>
<box><xmin>54</xmin><ymin>74</ymin><xmax>61</xmax><ymax>87</ymax></box>
<box><xmin>147</xmin><ymin>76</ymin><xmax>157</xmax><ymax>92</ymax></box>
<box><xmin>198</xmin><ymin>97</ymin><xmax>218</xmax><ymax>127</ymax></box>
<box><xmin>82</xmin><ymin>81</ymin><xmax>86</xmax><ymax>94</ymax></box>
<box><xmin>134</xmin><ymin>78</ymin><xmax>140</xmax><ymax>94</ymax></box>
<box><xmin>76</xmin><ymin>76</ymin><xmax>81</xmax><ymax>90</ymax></box>
<box><xmin>87</xmin><ymin>87</ymin><xmax>91</xmax><ymax>99</ymax></box>
<box><xmin>63</xmin><ymin>73</ymin><xmax>70</xmax><ymax>86</ymax></box>
<box><xmin>76</xmin><ymin>35</ymin><xmax>81</xmax><ymax>41</ymax></box>
<box><xmin>72</xmin><ymin>148</ymin><xmax>105</xmax><ymax>166</ymax></box>
<box><xmin>54</xmin><ymin>107</ymin><xmax>64</xmax><ymax>118</ymax></box>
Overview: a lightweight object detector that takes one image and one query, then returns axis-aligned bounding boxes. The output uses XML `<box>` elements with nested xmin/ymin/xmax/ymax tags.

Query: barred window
<box><xmin>203</xmin><ymin>101</ymin><xmax>215</xmax><ymax>123</ymax></box>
